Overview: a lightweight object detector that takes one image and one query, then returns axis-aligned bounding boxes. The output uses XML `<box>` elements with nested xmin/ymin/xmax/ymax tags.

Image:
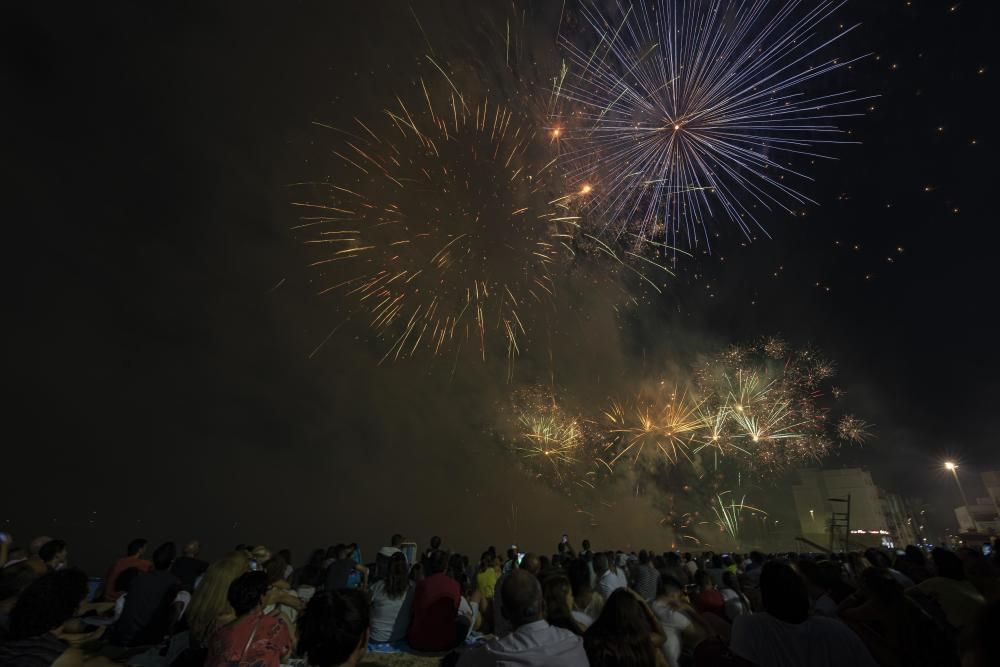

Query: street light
<box><xmin>945</xmin><ymin>461</ymin><xmax>973</xmax><ymax>532</ymax></box>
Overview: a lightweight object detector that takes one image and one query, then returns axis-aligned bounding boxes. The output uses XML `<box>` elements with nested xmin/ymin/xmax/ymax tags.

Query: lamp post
<box><xmin>945</xmin><ymin>461</ymin><xmax>972</xmax><ymax>532</ymax></box>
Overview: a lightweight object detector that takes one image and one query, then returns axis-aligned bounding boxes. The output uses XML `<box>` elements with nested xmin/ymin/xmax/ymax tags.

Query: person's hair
<box><xmin>152</xmin><ymin>542</ymin><xmax>176</xmax><ymax>570</ymax></box>
<box><xmin>519</xmin><ymin>553</ymin><xmax>541</xmax><ymax>576</ymax></box>
<box><xmin>656</xmin><ymin>575</ymin><xmax>684</xmax><ymax>598</ymax></box>
<box><xmin>326</xmin><ymin>545</ymin><xmax>340</xmax><ymax>560</ymax></box>
<box><xmin>278</xmin><ymin>549</ymin><xmax>292</xmax><ymax>565</ymax></box>
<box><xmin>38</xmin><ymin>539</ymin><xmax>66</xmax><ymax>564</ymax></box>
<box><xmin>638</xmin><ymin>549</ymin><xmax>650</xmax><ymax>565</ymax></box>
<box><xmin>127</xmin><ymin>538</ymin><xmax>148</xmax><ymax>556</ymax></box>
<box><xmin>543</xmin><ymin>575</ymin><xmax>582</xmax><ymax>635</ymax></box>
<box><xmin>264</xmin><ymin>557</ymin><xmax>288</xmax><ymax>584</ymax></box>
<box><xmin>114</xmin><ymin>567</ymin><xmax>141</xmax><ymax>594</ymax></box>
<box><xmin>710</xmin><ymin>554</ymin><xmax>723</xmax><ymax>569</ymax></box>
<box><xmin>430</xmin><ymin>536</ymin><xmax>442</xmax><ymax>550</ymax></box>
<box><xmin>582</xmin><ymin>539</ymin><xmax>591</xmax><ymax>551</ymax></box>
<box><xmin>390</xmin><ymin>534</ymin><xmax>403</xmax><ymax>548</ymax></box>
<box><xmin>567</xmin><ymin>558</ymin><xmax>592</xmax><ymax>597</ymax></box>
<box><xmin>750</xmin><ymin>551</ymin><xmax>764</xmax><ymax>564</ymax></box>
<box><xmin>447</xmin><ymin>553</ymin><xmax>465</xmax><ymax>580</ymax></box>
<box><xmin>298</xmin><ymin>589</ymin><xmax>369</xmax><ymax>667</ymax></box>
<box><xmin>584</xmin><ymin>588</ymin><xmax>661</xmax><ymax>667</ymax></box>
<box><xmin>187</xmin><ymin>551</ymin><xmax>250</xmax><ymax>643</ymax></box>
<box><xmin>859</xmin><ymin>567</ymin><xmax>904</xmax><ymax>605</ymax></box>
<box><xmin>479</xmin><ymin>552</ymin><xmax>492</xmax><ymax>572</ymax></box>
<box><xmin>427</xmin><ymin>550</ymin><xmax>448</xmax><ymax>575</ymax></box>
<box><xmin>760</xmin><ymin>561</ymin><xmax>809</xmax><ymax>623</ymax></box>
<box><xmin>384</xmin><ymin>552</ymin><xmax>409</xmax><ymax>599</ymax></box>
<box><xmin>694</xmin><ymin>570</ymin><xmax>713</xmax><ymax>590</ymax></box>
<box><xmin>931</xmin><ymin>548</ymin><xmax>965</xmax><ymax>580</ymax></box>
<box><xmin>228</xmin><ymin>571</ymin><xmax>269</xmax><ymax>616</ymax></box>
<box><xmin>501</xmin><ymin>569</ymin><xmax>543</xmax><ymax>627</ymax></box>
<box><xmin>337</xmin><ymin>544</ymin><xmax>353</xmax><ymax>560</ymax></box>
<box><xmin>408</xmin><ymin>562</ymin><xmax>424</xmax><ymax>583</ymax></box>
<box><xmin>8</xmin><ymin>569</ymin><xmax>88</xmax><ymax>640</ymax></box>
<box><xmin>903</xmin><ymin>545</ymin><xmax>926</xmax><ymax>565</ymax></box>
<box><xmin>593</xmin><ymin>552</ymin><xmax>609</xmax><ymax>575</ymax></box>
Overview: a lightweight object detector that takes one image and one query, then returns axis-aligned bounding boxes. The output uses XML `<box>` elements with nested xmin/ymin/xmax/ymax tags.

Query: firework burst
<box><xmin>837</xmin><ymin>414</ymin><xmax>873</xmax><ymax>444</ymax></box>
<box><xmin>297</xmin><ymin>75</ymin><xmax>585</xmax><ymax>366</ymax></box>
<box><xmin>554</xmin><ymin>0</ymin><xmax>873</xmax><ymax>250</ymax></box>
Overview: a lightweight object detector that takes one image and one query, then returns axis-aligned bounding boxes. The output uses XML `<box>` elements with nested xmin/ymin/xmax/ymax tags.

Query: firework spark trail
<box><xmin>553</xmin><ymin>0</ymin><xmax>875</xmax><ymax>251</ymax></box>
<box><xmin>297</xmin><ymin>81</ymin><xmax>589</xmax><ymax>366</ymax></box>
<box><xmin>601</xmin><ymin>386</ymin><xmax>706</xmax><ymax>468</ymax></box>
<box><xmin>837</xmin><ymin>414</ymin><xmax>873</xmax><ymax>444</ymax></box>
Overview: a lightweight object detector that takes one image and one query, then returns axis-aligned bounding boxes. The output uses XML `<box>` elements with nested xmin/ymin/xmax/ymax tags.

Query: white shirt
<box><xmin>731</xmin><ymin>612</ymin><xmax>878</xmax><ymax>667</ymax></box>
<box><xmin>456</xmin><ymin>620</ymin><xmax>589</xmax><ymax>667</ymax></box>
<box><xmin>720</xmin><ymin>588</ymin><xmax>749</xmax><ymax>619</ymax></box>
<box><xmin>571</xmin><ymin>609</ymin><xmax>593</xmax><ymax>630</ymax></box>
<box><xmin>596</xmin><ymin>570</ymin><xmax>625</xmax><ymax>601</ymax></box>
<box><xmin>684</xmin><ymin>560</ymin><xmax>698</xmax><ymax>577</ymax></box>
<box><xmin>652</xmin><ymin>600</ymin><xmax>692</xmax><ymax>667</ymax></box>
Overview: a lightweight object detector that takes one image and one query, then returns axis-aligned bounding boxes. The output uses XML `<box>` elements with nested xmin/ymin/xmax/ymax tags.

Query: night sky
<box><xmin>6</xmin><ymin>1</ymin><xmax>998</xmax><ymax>572</ymax></box>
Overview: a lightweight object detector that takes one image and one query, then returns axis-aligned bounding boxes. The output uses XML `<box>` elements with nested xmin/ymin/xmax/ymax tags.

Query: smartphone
<box><xmin>984</xmin><ymin>544</ymin><xmax>993</xmax><ymax>557</ymax></box>
<box><xmin>561</xmin><ymin>534</ymin><xmax>569</xmax><ymax>544</ymax></box>
<box><xmin>517</xmin><ymin>553</ymin><xmax>525</xmax><ymax>565</ymax></box>
<box><xmin>0</xmin><ymin>532</ymin><xmax>10</xmax><ymax>544</ymax></box>
<box><xmin>249</xmin><ymin>559</ymin><xmax>259</xmax><ymax>571</ymax></box>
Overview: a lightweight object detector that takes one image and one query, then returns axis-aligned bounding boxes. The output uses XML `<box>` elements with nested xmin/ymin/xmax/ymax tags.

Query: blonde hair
<box><xmin>187</xmin><ymin>551</ymin><xmax>250</xmax><ymax>644</ymax></box>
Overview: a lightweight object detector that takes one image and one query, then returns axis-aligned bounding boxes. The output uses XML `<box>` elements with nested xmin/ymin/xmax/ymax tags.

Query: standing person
<box><xmin>634</xmin><ymin>550</ymin><xmax>661</xmax><ymax>602</ymax></box>
<box><xmin>579</xmin><ymin>540</ymin><xmax>593</xmax><ymax>560</ymax></box>
<box><xmin>407</xmin><ymin>550</ymin><xmax>460</xmax><ymax>652</ymax></box>
<box><xmin>475</xmin><ymin>552</ymin><xmax>500</xmax><ymax>602</ymax></box>
<box><xmin>111</xmin><ymin>541</ymin><xmax>181</xmax><ymax>647</ymax></box>
<box><xmin>171</xmin><ymin>539</ymin><xmax>208</xmax><ymax>592</ymax></box>
<box><xmin>730</xmin><ymin>561</ymin><xmax>877</xmax><ymax>667</ymax></box>
<box><xmin>103</xmin><ymin>538</ymin><xmax>152</xmax><ymax>601</ymax></box>
<box><xmin>368</xmin><ymin>553</ymin><xmax>413</xmax><ymax>644</ymax></box>
<box><xmin>584</xmin><ymin>588</ymin><xmax>668</xmax><ymax>667</ymax></box>
<box><xmin>567</xmin><ymin>558</ymin><xmax>604</xmax><ymax>622</ymax></box>
<box><xmin>324</xmin><ymin>544</ymin><xmax>368</xmax><ymax>592</ymax></box>
<box><xmin>719</xmin><ymin>571</ymin><xmax>751</xmax><ymax>620</ymax></box>
<box><xmin>594</xmin><ymin>553</ymin><xmax>624</xmax><ymax>602</ymax></box>
<box><xmin>682</xmin><ymin>553</ymin><xmax>698</xmax><ymax>580</ymax></box>
<box><xmin>205</xmin><ymin>571</ymin><xmax>292</xmax><ymax>667</ymax></box>
<box><xmin>543</xmin><ymin>574</ymin><xmax>587</xmax><ymax>633</ymax></box>
<box><xmin>652</xmin><ymin>576</ymin><xmax>713</xmax><ymax>667</ymax></box>
<box><xmin>910</xmin><ymin>548</ymin><xmax>985</xmax><ymax>631</ymax></box>
<box><xmin>692</xmin><ymin>570</ymin><xmax>725</xmax><ymax>619</ymax></box>
<box><xmin>457</xmin><ymin>569</ymin><xmax>588</xmax><ymax>666</ymax></box>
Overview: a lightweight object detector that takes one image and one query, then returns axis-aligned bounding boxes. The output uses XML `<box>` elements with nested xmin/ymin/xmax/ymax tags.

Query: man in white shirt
<box><xmin>458</xmin><ymin>569</ymin><xmax>589</xmax><ymax>666</ymax></box>
<box><xmin>730</xmin><ymin>561</ymin><xmax>877</xmax><ymax>667</ymax></box>
<box><xmin>683</xmin><ymin>553</ymin><xmax>698</xmax><ymax>579</ymax></box>
<box><xmin>594</xmin><ymin>553</ymin><xmax>625</xmax><ymax>602</ymax></box>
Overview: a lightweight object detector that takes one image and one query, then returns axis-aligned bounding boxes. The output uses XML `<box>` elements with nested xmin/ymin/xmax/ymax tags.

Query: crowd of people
<box><xmin>0</xmin><ymin>531</ymin><xmax>997</xmax><ymax>666</ymax></box>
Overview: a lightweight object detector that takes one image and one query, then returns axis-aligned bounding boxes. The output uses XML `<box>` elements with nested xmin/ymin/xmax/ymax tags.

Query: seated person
<box><xmin>368</xmin><ymin>553</ymin><xmax>413</xmax><ymax>643</ymax></box>
<box><xmin>457</xmin><ymin>569</ymin><xmax>588</xmax><ymax>666</ymax></box>
<box><xmin>408</xmin><ymin>550</ymin><xmax>460</xmax><ymax>652</ymax></box>
<box><xmin>584</xmin><ymin>588</ymin><xmax>667</xmax><ymax>667</ymax></box>
<box><xmin>111</xmin><ymin>541</ymin><xmax>181</xmax><ymax>646</ymax></box>
<box><xmin>0</xmin><ymin>569</ymin><xmax>117</xmax><ymax>667</ymax></box>
<box><xmin>206</xmin><ymin>571</ymin><xmax>293</xmax><ymax>667</ymax></box>
<box><xmin>730</xmin><ymin>560</ymin><xmax>877</xmax><ymax>667</ymax></box>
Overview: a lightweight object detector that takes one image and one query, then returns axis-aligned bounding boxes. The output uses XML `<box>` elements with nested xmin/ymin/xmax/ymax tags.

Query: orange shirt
<box><xmin>103</xmin><ymin>555</ymin><xmax>153</xmax><ymax>601</ymax></box>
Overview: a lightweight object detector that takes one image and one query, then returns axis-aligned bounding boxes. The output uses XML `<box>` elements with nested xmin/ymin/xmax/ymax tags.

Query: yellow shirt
<box><xmin>476</xmin><ymin>567</ymin><xmax>498</xmax><ymax>600</ymax></box>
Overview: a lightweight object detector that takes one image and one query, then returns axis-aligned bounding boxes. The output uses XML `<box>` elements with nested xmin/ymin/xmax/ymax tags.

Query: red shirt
<box><xmin>695</xmin><ymin>588</ymin><xmax>726</xmax><ymax>618</ymax></box>
<box><xmin>206</xmin><ymin>609</ymin><xmax>291</xmax><ymax>667</ymax></box>
<box><xmin>103</xmin><ymin>555</ymin><xmax>153</xmax><ymax>601</ymax></box>
<box><xmin>407</xmin><ymin>572</ymin><xmax>460</xmax><ymax>651</ymax></box>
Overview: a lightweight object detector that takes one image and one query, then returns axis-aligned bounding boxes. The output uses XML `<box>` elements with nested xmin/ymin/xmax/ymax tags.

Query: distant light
<box><xmin>580</xmin><ymin>184</ymin><xmax>592</xmax><ymax>195</ymax></box>
<box><xmin>944</xmin><ymin>461</ymin><xmax>957</xmax><ymax>471</ymax></box>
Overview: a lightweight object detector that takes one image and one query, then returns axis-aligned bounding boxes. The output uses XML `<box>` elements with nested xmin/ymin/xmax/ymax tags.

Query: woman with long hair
<box><xmin>186</xmin><ymin>551</ymin><xmax>250</xmax><ymax>647</ymax></box>
<box><xmin>584</xmin><ymin>588</ymin><xmax>668</xmax><ymax>667</ymax></box>
<box><xmin>543</xmin><ymin>574</ymin><xmax>586</xmax><ymax>634</ymax></box>
<box><xmin>368</xmin><ymin>552</ymin><xmax>413</xmax><ymax>643</ymax></box>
